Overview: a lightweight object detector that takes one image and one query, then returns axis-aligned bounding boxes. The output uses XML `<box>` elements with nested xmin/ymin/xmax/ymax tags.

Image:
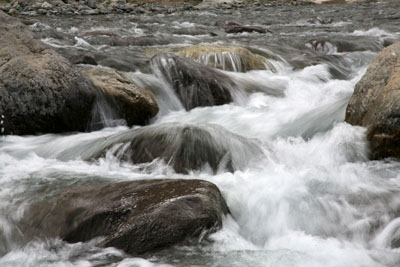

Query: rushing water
<box><xmin>2</xmin><ymin>2</ymin><xmax>400</xmax><ymax>267</ymax></box>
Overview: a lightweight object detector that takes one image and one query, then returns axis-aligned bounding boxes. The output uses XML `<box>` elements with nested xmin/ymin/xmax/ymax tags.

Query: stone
<box><xmin>41</xmin><ymin>1</ymin><xmax>53</xmax><ymax>9</ymax></box>
<box><xmin>150</xmin><ymin>53</ymin><xmax>234</xmax><ymax>110</ymax></box>
<box><xmin>0</xmin><ymin>11</ymin><xmax>96</xmax><ymax>135</ymax></box>
<box><xmin>85</xmin><ymin>0</ymin><xmax>98</xmax><ymax>9</ymax></box>
<box><xmin>69</xmin><ymin>54</ymin><xmax>98</xmax><ymax>65</ymax></box>
<box><xmin>175</xmin><ymin>45</ymin><xmax>272</xmax><ymax>72</ymax></box>
<box><xmin>225</xmin><ymin>25</ymin><xmax>266</xmax><ymax>34</ymax></box>
<box><xmin>8</xmin><ymin>8</ymin><xmax>17</xmax><ymax>15</ymax></box>
<box><xmin>345</xmin><ymin>42</ymin><xmax>400</xmax><ymax>159</ymax></box>
<box><xmin>216</xmin><ymin>20</ymin><xmax>267</xmax><ymax>34</ymax></box>
<box><xmin>83</xmin><ymin>67</ymin><xmax>158</xmax><ymax>127</ymax></box>
<box><xmin>19</xmin><ymin>179</ymin><xmax>229</xmax><ymax>255</ymax></box>
<box><xmin>83</xmin><ymin>123</ymin><xmax>263</xmax><ymax>174</ymax></box>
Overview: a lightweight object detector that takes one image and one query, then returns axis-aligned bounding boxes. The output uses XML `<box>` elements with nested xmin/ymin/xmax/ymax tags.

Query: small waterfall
<box><xmin>371</xmin><ymin>217</ymin><xmax>400</xmax><ymax>249</ymax></box>
<box><xmin>177</xmin><ymin>45</ymin><xmax>277</xmax><ymax>73</ymax></box>
<box><xmin>196</xmin><ymin>51</ymin><xmax>244</xmax><ymax>72</ymax></box>
<box><xmin>128</xmin><ymin>72</ymin><xmax>184</xmax><ymax>116</ymax></box>
<box><xmin>87</xmin><ymin>86</ymin><xmax>127</xmax><ymax>131</ymax></box>
<box><xmin>149</xmin><ymin>53</ymin><xmax>236</xmax><ymax>110</ymax></box>
<box><xmin>31</xmin><ymin>123</ymin><xmax>265</xmax><ymax>174</ymax></box>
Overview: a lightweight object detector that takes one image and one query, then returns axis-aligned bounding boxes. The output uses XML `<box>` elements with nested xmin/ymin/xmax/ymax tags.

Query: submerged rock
<box><xmin>83</xmin><ymin>68</ymin><xmax>158</xmax><ymax>127</ymax></box>
<box><xmin>20</xmin><ymin>179</ymin><xmax>229</xmax><ymax>255</ymax></box>
<box><xmin>176</xmin><ymin>45</ymin><xmax>272</xmax><ymax>72</ymax></box>
<box><xmin>150</xmin><ymin>53</ymin><xmax>235</xmax><ymax>110</ymax></box>
<box><xmin>78</xmin><ymin>123</ymin><xmax>263</xmax><ymax>174</ymax></box>
<box><xmin>216</xmin><ymin>20</ymin><xmax>267</xmax><ymax>34</ymax></box>
<box><xmin>345</xmin><ymin>42</ymin><xmax>400</xmax><ymax>159</ymax></box>
<box><xmin>225</xmin><ymin>25</ymin><xmax>266</xmax><ymax>34</ymax></box>
<box><xmin>0</xmin><ymin>11</ymin><xmax>96</xmax><ymax>135</ymax></box>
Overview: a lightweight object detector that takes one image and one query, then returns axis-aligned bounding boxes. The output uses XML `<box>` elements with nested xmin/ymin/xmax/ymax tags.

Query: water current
<box><xmin>2</xmin><ymin>2</ymin><xmax>400</xmax><ymax>266</ymax></box>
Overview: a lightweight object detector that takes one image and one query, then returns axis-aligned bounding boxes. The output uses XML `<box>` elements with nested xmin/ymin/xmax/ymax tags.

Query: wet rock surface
<box><xmin>346</xmin><ymin>42</ymin><xmax>400</xmax><ymax>160</ymax></box>
<box><xmin>83</xmin><ymin>67</ymin><xmax>159</xmax><ymax>127</ymax></box>
<box><xmin>0</xmin><ymin>11</ymin><xmax>96</xmax><ymax>135</ymax></box>
<box><xmin>19</xmin><ymin>179</ymin><xmax>229</xmax><ymax>255</ymax></box>
<box><xmin>150</xmin><ymin>53</ymin><xmax>235</xmax><ymax>110</ymax></box>
<box><xmin>78</xmin><ymin>123</ymin><xmax>262</xmax><ymax>174</ymax></box>
<box><xmin>175</xmin><ymin>45</ymin><xmax>271</xmax><ymax>72</ymax></box>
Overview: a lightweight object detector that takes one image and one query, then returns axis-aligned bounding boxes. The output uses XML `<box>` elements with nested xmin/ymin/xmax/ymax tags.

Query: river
<box><xmin>1</xmin><ymin>1</ymin><xmax>400</xmax><ymax>266</ymax></box>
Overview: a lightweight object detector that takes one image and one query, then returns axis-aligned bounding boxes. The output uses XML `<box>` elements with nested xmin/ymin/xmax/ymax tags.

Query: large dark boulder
<box><xmin>345</xmin><ymin>42</ymin><xmax>400</xmax><ymax>159</ymax></box>
<box><xmin>19</xmin><ymin>179</ymin><xmax>229</xmax><ymax>255</ymax></box>
<box><xmin>0</xmin><ymin>11</ymin><xmax>96</xmax><ymax>135</ymax></box>
<box><xmin>150</xmin><ymin>53</ymin><xmax>235</xmax><ymax>110</ymax></box>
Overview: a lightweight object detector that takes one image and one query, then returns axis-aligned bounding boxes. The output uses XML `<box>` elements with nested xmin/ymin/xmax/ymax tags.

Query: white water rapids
<box><xmin>2</xmin><ymin>20</ymin><xmax>400</xmax><ymax>266</ymax></box>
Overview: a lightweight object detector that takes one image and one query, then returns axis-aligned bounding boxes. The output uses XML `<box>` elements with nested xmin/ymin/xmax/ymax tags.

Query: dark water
<box><xmin>1</xmin><ymin>2</ymin><xmax>400</xmax><ymax>266</ymax></box>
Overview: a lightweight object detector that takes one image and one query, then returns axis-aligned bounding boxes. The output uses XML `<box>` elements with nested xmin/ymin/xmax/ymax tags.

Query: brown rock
<box><xmin>345</xmin><ymin>42</ymin><xmax>400</xmax><ymax>159</ymax></box>
<box><xmin>19</xmin><ymin>179</ymin><xmax>229</xmax><ymax>255</ymax></box>
<box><xmin>83</xmin><ymin>68</ymin><xmax>158</xmax><ymax>127</ymax></box>
<box><xmin>176</xmin><ymin>45</ymin><xmax>273</xmax><ymax>72</ymax></box>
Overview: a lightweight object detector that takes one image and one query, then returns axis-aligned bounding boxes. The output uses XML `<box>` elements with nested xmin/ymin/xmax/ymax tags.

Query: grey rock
<box><xmin>0</xmin><ymin>11</ymin><xmax>96</xmax><ymax>135</ymax></box>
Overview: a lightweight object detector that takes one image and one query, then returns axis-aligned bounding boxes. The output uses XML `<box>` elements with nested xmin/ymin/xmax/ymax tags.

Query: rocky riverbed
<box><xmin>1</xmin><ymin>1</ymin><xmax>400</xmax><ymax>266</ymax></box>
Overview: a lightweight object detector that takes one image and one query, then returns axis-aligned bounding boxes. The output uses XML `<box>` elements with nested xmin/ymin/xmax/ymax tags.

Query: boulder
<box><xmin>72</xmin><ymin>123</ymin><xmax>263</xmax><ymax>174</ymax></box>
<box><xmin>150</xmin><ymin>53</ymin><xmax>235</xmax><ymax>110</ymax></box>
<box><xmin>175</xmin><ymin>45</ymin><xmax>272</xmax><ymax>72</ymax></box>
<box><xmin>19</xmin><ymin>179</ymin><xmax>229</xmax><ymax>255</ymax></box>
<box><xmin>0</xmin><ymin>11</ymin><xmax>96</xmax><ymax>135</ymax></box>
<box><xmin>345</xmin><ymin>42</ymin><xmax>400</xmax><ymax>159</ymax></box>
<box><xmin>83</xmin><ymin>68</ymin><xmax>159</xmax><ymax>127</ymax></box>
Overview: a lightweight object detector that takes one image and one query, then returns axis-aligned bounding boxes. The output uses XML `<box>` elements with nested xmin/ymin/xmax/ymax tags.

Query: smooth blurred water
<box><xmin>2</xmin><ymin>2</ymin><xmax>400</xmax><ymax>266</ymax></box>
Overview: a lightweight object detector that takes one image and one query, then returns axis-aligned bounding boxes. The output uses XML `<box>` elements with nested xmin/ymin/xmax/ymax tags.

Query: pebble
<box><xmin>41</xmin><ymin>2</ymin><xmax>53</xmax><ymax>9</ymax></box>
<box><xmin>8</xmin><ymin>8</ymin><xmax>18</xmax><ymax>15</ymax></box>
